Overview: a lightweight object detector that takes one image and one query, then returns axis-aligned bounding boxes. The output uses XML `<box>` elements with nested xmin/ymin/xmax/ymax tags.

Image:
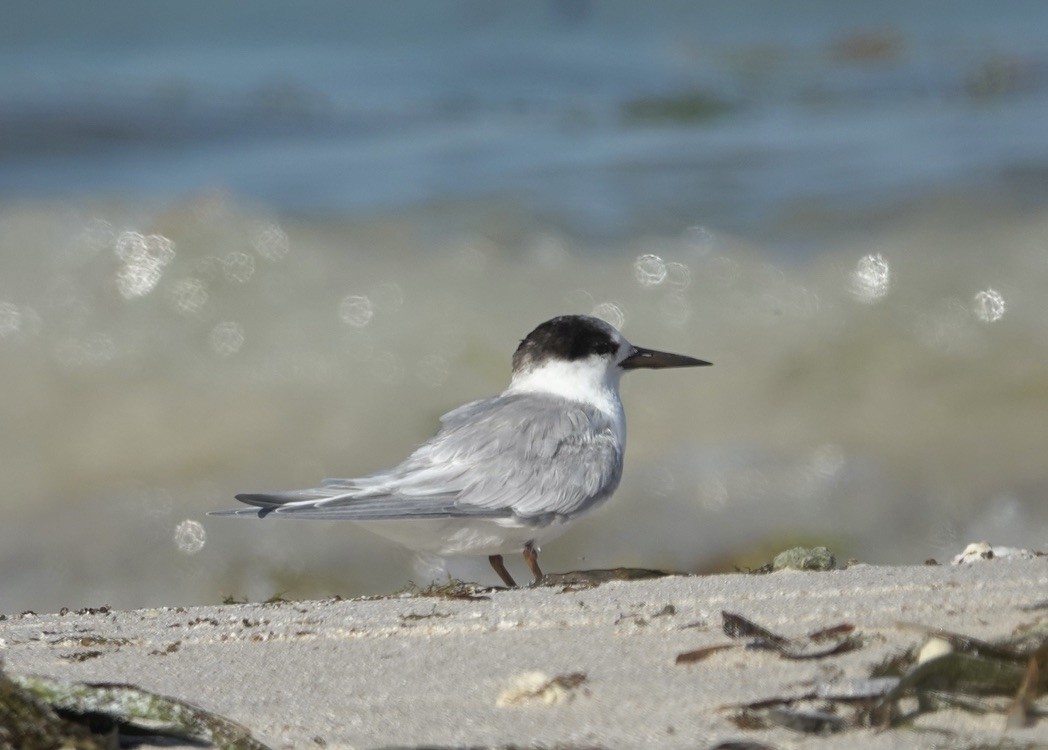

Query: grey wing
<box><xmin>433</xmin><ymin>394</ymin><xmax>623</xmax><ymax>518</ymax></box>
<box><xmin>213</xmin><ymin>394</ymin><xmax>622</xmax><ymax>522</ymax></box>
<box><xmin>211</xmin><ymin>470</ymin><xmax>484</xmax><ymax>521</ymax></box>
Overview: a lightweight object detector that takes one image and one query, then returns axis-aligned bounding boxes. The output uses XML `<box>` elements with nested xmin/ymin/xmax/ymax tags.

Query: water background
<box><xmin>3</xmin><ymin>1</ymin><xmax>1048</xmax><ymax>612</ymax></box>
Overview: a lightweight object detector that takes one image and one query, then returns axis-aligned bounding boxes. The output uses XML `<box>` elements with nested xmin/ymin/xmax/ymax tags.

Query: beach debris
<box><xmin>763</xmin><ymin>707</ymin><xmax>848</xmax><ymax>734</ymax></box>
<box><xmin>652</xmin><ymin>604</ymin><xmax>677</xmax><ymax>618</ymax></box>
<box><xmin>951</xmin><ymin>541</ymin><xmax>1039</xmax><ymax>564</ymax></box>
<box><xmin>771</xmin><ymin>546</ymin><xmax>837</xmax><ymax>572</ymax></box>
<box><xmin>676</xmin><ymin>611</ymin><xmax>861</xmax><ymax>665</ymax></box>
<box><xmin>614</xmin><ymin>604</ymin><xmax>679</xmax><ymax>628</ymax></box>
<box><xmin>1006</xmin><ymin>656</ymin><xmax>1042</xmax><ymax>728</ymax></box>
<box><xmin>2</xmin><ymin>666</ymin><xmax>272</xmax><ymax>749</ymax></box>
<box><xmin>815</xmin><ymin>677</ymin><xmax>901</xmax><ymax>701</ymax></box>
<box><xmin>496</xmin><ymin>671</ymin><xmax>588</xmax><ymax>707</ymax></box>
<box><xmin>540</xmin><ymin>567</ymin><xmax>673</xmax><ymax>591</ymax></box>
<box><xmin>1</xmin><ymin>667</ymin><xmax>104</xmax><ymax>750</ymax></box>
<box><xmin>722</xmin><ymin>618</ymin><xmax>1048</xmax><ymax>735</ymax></box>
<box><xmin>216</xmin><ymin>592</ymin><xmax>297</xmax><ymax>606</ymax></box>
<box><xmin>59</xmin><ymin>651</ymin><xmax>104</xmax><ymax>663</ymax></box>
<box><xmin>895</xmin><ymin>622</ymin><xmax>1030</xmax><ymax>662</ymax></box>
<box><xmin>868</xmin><ymin>620</ymin><xmax>1048</xmax><ymax>727</ymax></box>
<box><xmin>915</xmin><ymin>636</ymin><xmax>953</xmax><ymax>664</ymax></box>
<box><xmin>721</xmin><ymin>611</ymin><xmax>789</xmax><ymax>648</ymax></box>
<box><xmin>399</xmin><ymin>606</ymin><xmax>452</xmax><ymax>623</ymax></box>
<box><xmin>398</xmin><ymin>579</ymin><xmax>491</xmax><ymax>601</ymax></box>
<box><xmin>726</xmin><ymin>612</ymin><xmax>859</xmax><ymax>659</ymax></box>
<box><xmin>675</xmin><ymin>644</ymin><xmax>737</xmax><ymax>665</ymax></box>
<box><xmin>50</xmin><ymin>633</ymin><xmax>134</xmax><ymax>663</ymax></box>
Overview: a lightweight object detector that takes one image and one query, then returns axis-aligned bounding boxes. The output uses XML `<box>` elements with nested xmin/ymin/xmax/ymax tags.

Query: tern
<box><xmin>212</xmin><ymin>314</ymin><xmax>710</xmax><ymax>586</ymax></box>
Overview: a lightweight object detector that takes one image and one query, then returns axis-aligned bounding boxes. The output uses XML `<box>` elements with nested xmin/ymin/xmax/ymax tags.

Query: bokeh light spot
<box><xmin>339</xmin><ymin>295</ymin><xmax>374</xmax><ymax>327</ymax></box>
<box><xmin>251</xmin><ymin>221</ymin><xmax>290</xmax><ymax>261</ymax></box>
<box><xmin>633</xmin><ymin>253</ymin><xmax>667</xmax><ymax>287</ymax></box>
<box><xmin>972</xmin><ymin>288</ymin><xmax>1005</xmax><ymax>322</ymax></box>
<box><xmin>174</xmin><ymin>519</ymin><xmax>207</xmax><ymax>555</ymax></box>
<box><xmin>114</xmin><ymin>231</ymin><xmax>176</xmax><ymax>299</ymax></box>
<box><xmin>210</xmin><ymin>321</ymin><xmax>245</xmax><ymax>356</ymax></box>
<box><xmin>851</xmin><ymin>253</ymin><xmax>891</xmax><ymax>303</ymax></box>
<box><xmin>665</xmin><ymin>261</ymin><xmax>692</xmax><ymax>291</ymax></box>
<box><xmin>169</xmin><ymin>278</ymin><xmax>209</xmax><ymax>316</ymax></box>
<box><xmin>116</xmin><ymin>259</ymin><xmax>163</xmax><ymax>298</ymax></box>
<box><xmin>114</xmin><ymin>231</ymin><xmax>175</xmax><ymax>264</ymax></box>
<box><xmin>0</xmin><ymin>301</ymin><xmax>22</xmax><ymax>337</ymax></box>
<box><xmin>222</xmin><ymin>251</ymin><xmax>256</xmax><ymax>284</ymax></box>
<box><xmin>683</xmin><ymin>225</ymin><xmax>717</xmax><ymax>256</ymax></box>
<box><xmin>591</xmin><ymin>301</ymin><xmax>626</xmax><ymax>329</ymax></box>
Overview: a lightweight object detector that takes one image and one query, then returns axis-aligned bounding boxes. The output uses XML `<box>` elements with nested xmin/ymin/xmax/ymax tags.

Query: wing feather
<box><xmin>215</xmin><ymin>393</ymin><xmax>622</xmax><ymax>522</ymax></box>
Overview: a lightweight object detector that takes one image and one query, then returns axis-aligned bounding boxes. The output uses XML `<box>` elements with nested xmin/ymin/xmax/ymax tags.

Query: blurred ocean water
<box><xmin>2</xmin><ymin>2</ymin><xmax>1048</xmax><ymax>612</ymax></box>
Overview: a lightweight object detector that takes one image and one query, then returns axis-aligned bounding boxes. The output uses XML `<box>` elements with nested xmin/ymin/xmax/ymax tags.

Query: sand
<box><xmin>2</xmin><ymin>558</ymin><xmax>1047</xmax><ymax>749</ymax></box>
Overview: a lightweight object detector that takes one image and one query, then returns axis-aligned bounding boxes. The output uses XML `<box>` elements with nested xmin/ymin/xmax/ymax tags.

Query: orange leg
<box><xmin>523</xmin><ymin>541</ymin><xmax>543</xmax><ymax>584</ymax></box>
<box><xmin>488</xmin><ymin>554</ymin><xmax>517</xmax><ymax>587</ymax></box>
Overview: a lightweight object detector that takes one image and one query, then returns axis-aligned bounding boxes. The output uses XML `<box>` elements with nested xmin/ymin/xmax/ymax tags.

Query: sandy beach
<box><xmin>3</xmin><ymin>557</ymin><xmax>1046</xmax><ymax>749</ymax></box>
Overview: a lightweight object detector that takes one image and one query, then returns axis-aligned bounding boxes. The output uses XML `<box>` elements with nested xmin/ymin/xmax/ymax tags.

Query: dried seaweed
<box><xmin>678</xmin><ymin>611</ymin><xmax>862</xmax><ymax>667</ymax></box>
<box><xmin>675</xmin><ymin>644</ymin><xmax>738</xmax><ymax>665</ymax></box>
<box><xmin>398</xmin><ymin>579</ymin><xmax>492</xmax><ymax>601</ymax></box>
<box><xmin>721</xmin><ymin>611</ymin><xmax>862</xmax><ymax>660</ymax></box>
<box><xmin>763</xmin><ymin>707</ymin><xmax>847</xmax><ymax>734</ymax></box>
<box><xmin>722</xmin><ymin>617</ymin><xmax>1048</xmax><ymax>735</ymax></box>
<box><xmin>540</xmin><ymin>567</ymin><xmax>673</xmax><ymax>591</ymax></box>
<box><xmin>1005</xmin><ymin>657</ymin><xmax>1041</xmax><ymax>728</ymax></box>
<box><xmin>721</xmin><ymin>612</ymin><xmax>790</xmax><ymax>648</ymax></box>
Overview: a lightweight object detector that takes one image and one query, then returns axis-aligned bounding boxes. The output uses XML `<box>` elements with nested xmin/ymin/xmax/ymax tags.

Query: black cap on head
<box><xmin>512</xmin><ymin>315</ymin><xmax>618</xmax><ymax>372</ymax></box>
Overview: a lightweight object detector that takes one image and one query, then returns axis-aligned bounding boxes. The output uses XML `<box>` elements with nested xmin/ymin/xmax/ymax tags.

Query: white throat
<box><xmin>505</xmin><ymin>356</ymin><xmax>626</xmax><ymax>444</ymax></box>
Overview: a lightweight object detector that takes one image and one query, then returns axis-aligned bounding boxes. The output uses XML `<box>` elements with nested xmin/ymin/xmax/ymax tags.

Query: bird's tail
<box><xmin>209</xmin><ymin>487</ymin><xmax>351</xmax><ymax>518</ymax></box>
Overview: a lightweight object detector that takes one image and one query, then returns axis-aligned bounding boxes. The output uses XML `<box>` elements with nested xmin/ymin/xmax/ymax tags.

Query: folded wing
<box><xmin>212</xmin><ymin>393</ymin><xmax>622</xmax><ymax>523</ymax></box>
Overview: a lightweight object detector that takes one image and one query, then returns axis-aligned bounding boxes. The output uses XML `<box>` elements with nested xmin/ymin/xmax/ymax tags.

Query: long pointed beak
<box><xmin>620</xmin><ymin>346</ymin><xmax>712</xmax><ymax>370</ymax></box>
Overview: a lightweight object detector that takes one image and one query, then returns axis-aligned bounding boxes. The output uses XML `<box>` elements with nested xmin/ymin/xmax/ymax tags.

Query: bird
<box><xmin>211</xmin><ymin>314</ymin><xmax>710</xmax><ymax>587</ymax></box>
